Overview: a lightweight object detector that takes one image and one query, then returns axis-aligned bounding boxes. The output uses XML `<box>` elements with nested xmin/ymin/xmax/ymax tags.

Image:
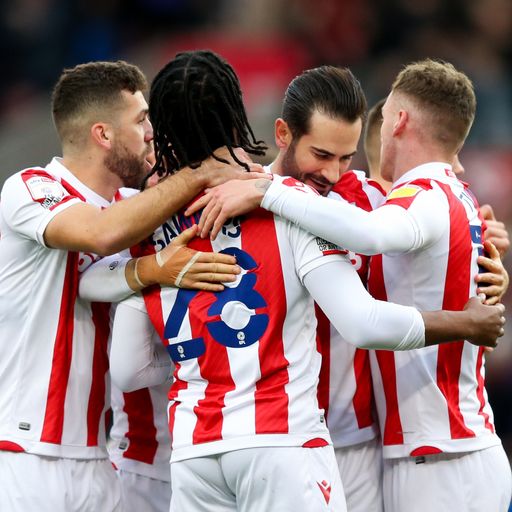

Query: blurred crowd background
<box><xmin>0</xmin><ymin>0</ymin><xmax>511</xmax><ymax>459</ymax></box>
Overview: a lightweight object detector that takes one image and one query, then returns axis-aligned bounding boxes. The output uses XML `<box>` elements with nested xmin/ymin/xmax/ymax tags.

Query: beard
<box><xmin>280</xmin><ymin>141</ymin><xmax>301</xmax><ymax>181</ymax></box>
<box><xmin>104</xmin><ymin>141</ymin><xmax>150</xmax><ymax>190</ymax></box>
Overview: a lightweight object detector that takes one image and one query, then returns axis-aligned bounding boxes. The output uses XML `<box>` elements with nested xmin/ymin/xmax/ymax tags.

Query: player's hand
<box><xmin>480</xmin><ymin>204</ymin><xmax>510</xmax><ymax>258</ymax></box>
<box><xmin>475</xmin><ymin>241</ymin><xmax>509</xmax><ymax>305</ymax></box>
<box><xmin>198</xmin><ymin>147</ymin><xmax>269</xmax><ymax>189</ymax></box>
<box><xmin>134</xmin><ymin>225</ymin><xmax>240</xmax><ymax>292</ymax></box>
<box><xmin>463</xmin><ymin>295</ymin><xmax>506</xmax><ymax>348</ymax></box>
<box><xmin>185</xmin><ymin>178</ymin><xmax>271</xmax><ymax>239</ymax></box>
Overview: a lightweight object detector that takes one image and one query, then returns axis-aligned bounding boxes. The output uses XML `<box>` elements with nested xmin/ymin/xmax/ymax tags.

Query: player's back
<box><xmin>368</xmin><ymin>164</ymin><xmax>500</xmax><ymax>458</ymax></box>
<box><xmin>142</xmin><ymin>175</ymin><xmax>344</xmax><ymax>462</ymax></box>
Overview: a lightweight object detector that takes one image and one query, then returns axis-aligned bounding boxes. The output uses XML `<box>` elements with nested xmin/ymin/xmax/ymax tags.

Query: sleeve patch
<box><xmin>315</xmin><ymin>237</ymin><xmax>347</xmax><ymax>256</ymax></box>
<box><xmin>387</xmin><ymin>185</ymin><xmax>422</xmax><ymax>200</ymax></box>
<box><xmin>23</xmin><ymin>175</ymin><xmax>69</xmax><ymax>209</ymax></box>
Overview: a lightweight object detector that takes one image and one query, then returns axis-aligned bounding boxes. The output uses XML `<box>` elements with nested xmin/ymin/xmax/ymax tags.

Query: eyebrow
<box><xmin>311</xmin><ymin>146</ymin><xmax>357</xmax><ymax>159</ymax></box>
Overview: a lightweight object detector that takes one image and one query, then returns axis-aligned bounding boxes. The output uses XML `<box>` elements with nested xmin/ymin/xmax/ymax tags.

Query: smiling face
<box><xmin>104</xmin><ymin>90</ymin><xmax>154</xmax><ymax>189</ymax></box>
<box><xmin>278</xmin><ymin>110</ymin><xmax>362</xmax><ymax>196</ymax></box>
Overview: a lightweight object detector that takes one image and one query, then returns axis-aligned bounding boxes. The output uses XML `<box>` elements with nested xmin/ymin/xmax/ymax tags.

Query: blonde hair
<box><xmin>392</xmin><ymin>59</ymin><xmax>476</xmax><ymax>152</ymax></box>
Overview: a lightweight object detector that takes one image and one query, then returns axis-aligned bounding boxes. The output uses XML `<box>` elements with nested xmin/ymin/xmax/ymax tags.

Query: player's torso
<box><xmin>144</xmin><ymin>204</ymin><xmax>331</xmax><ymax>460</ymax></box>
<box><xmin>368</xmin><ymin>171</ymin><xmax>499</xmax><ymax>457</ymax></box>
<box><xmin>0</xmin><ymin>161</ymin><xmax>115</xmax><ymax>457</ymax></box>
<box><xmin>109</xmin><ymin>382</ymin><xmax>172</xmax><ymax>481</ymax></box>
<box><xmin>316</xmin><ymin>171</ymin><xmax>385</xmax><ymax>447</ymax></box>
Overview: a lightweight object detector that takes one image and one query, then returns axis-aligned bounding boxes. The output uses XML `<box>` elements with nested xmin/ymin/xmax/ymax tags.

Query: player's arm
<box><xmin>79</xmin><ymin>225</ymin><xmax>240</xmax><ymax>303</ymax></box>
<box><xmin>109</xmin><ymin>297</ymin><xmax>172</xmax><ymax>392</ymax></box>
<box><xmin>44</xmin><ymin>152</ymin><xmax>267</xmax><ymax>256</ymax></box>
<box><xmin>303</xmin><ymin>260</ymin><xmax>505</xmax><ymax>349</ymax></box>
<box><xmin>475</xmin><ymin>240</ymin><xmax>509</xmax><ymax>305</ymax></box>
<box><xmin>186</xmin><ymin>178</ymin><xmax>445</xmax><ymax>253</ymax></box>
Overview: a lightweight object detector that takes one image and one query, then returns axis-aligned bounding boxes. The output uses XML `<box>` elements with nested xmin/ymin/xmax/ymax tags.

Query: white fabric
<box><xmin>0</xmin><ymin>157</ymin><xmax>116</xmax><ymax>458</ymax></box>
<box><xmin>261</xmin><ymin>164</ymin><xmax>449</xmax><ymax>255</ymax></box>
<box><xmin>0</xmin><ymin>451</ymin><xmax>121</xmax><ymax>512</ymax></box>
<box><xmin>170</xmin><ymin>446</ymin><xmax>346</xmax><ymax>512</ymax></box>
<box><xmin>334</xmin><ymin>438</ymin><xmax>383</xmax><ymax>512</ymax></box>
<box><xmin>117</xmin><ymin>468</ymin><xmax>171</xmax><ymax>512</ymax></box>
<box><xmin>382</xmin><ymin>445</ymin><xmax>512</xmax><ymax>512</ymax></box>
<box><xmin>79</xmin><ymin>254</ymin><xmax>132</xmax><ymax>302</ymax></box>
<box><xmin>110</xmin><ymin>298</ymin><xmax>172</xmax><ymax>392</ymax></box>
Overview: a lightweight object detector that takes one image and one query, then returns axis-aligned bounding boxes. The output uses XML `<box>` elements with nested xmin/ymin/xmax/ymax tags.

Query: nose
<box><xmin>320</xmin><ymin>161</ymin><xmax>341</xmax><ymax>185</ymax></box>
<box><xmin>145</xmin><ymin>119</ymin><xmax>154</xmax><ymax>141</ymax></box>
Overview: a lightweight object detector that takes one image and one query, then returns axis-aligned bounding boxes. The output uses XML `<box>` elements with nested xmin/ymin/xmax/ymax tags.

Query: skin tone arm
<box><xmin>45</xmin><ymin>151</ymin><xmax>268</xmax><ymax>256</ymax></box>
<box><xmin>125</xmin><ymin>225</ymin><xmax>240</xmax><ymax>293</ymax></box>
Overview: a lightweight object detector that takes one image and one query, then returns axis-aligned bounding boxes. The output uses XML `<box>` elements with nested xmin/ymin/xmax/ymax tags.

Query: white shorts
<box><xmin>117</xmin><ymin>469</ymin><xmax>172</xmax><ymax>512</ymax></box>
<box><xmin>0</xmin><ymin>451</ymin><xmax>121</xmax><ymax>512</ymax></box>
<box><xmin>383</xmin><ymin>445</ymin><xmax>512</xmax><ymax>512</ymax></box>
<box><xmin>335</xmin><ymin>437</ymin><xmax>383</xmax><ymax>512</ymax></box>
<box><xmin>171</xmin><ymin>445</ymin><xmax>347</xmax><ymax>511</ymax></box>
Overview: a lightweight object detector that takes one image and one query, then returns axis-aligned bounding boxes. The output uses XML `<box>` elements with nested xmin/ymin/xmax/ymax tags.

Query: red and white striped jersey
<box><xmin>368</xmin><ymin>162</ymin><xmax>500</xmax><ymax>458</ymax></box>
<box><xmin>0</xmin><ymin>157</ymin><xmax>116</xmax><ymax>458</ymax></box>
<box><xmin>108</xmin><ymin>383</ymin><xmax>172</xmax><ymax>482</ymax></box>
<box><xmin>131</xmin><ymin>175</ymin><xmax>347</xmax><ymax>462</ymax></box>
<box><xmin>316</xmin><ymin>171</ymin><xmax>385</xmax><ymax>448</ymax></box>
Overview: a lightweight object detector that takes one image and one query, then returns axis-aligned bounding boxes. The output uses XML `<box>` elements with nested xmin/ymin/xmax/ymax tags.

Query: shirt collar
<box><xmin>47</xmin><ymin>157</ymin><xmax>113</xmax><ymax>207</ymax></box>
<box><xmin>393</xmin><ymin>162</ymin><xmax>455</xmax><ymax>188</ymax></box>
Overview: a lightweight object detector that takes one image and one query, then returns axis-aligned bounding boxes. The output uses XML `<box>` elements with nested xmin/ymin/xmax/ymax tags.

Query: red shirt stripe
<box><xmin>41</xmin><ymin>252</ymin><xmax>79</xmax><ymax>444</ymax></box>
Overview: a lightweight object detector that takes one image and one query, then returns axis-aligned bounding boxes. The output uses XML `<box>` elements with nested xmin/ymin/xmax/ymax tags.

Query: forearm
<box><xmin>94</xmin><ymin>168</ymin><xmax>206</xmax><ymax>254</ymax></box>
<box><xmin>262</xmin><ymin>181</ymin><xmax>418</xmax><ymax>254</ymax></box>
<box><xmin>422</xmin><ymin>310</ymin><xmax>475</xmax><ymax>346</ymax></box>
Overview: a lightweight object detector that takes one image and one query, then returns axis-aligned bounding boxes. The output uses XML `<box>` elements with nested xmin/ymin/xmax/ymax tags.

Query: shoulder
<box><xmin>386</xmin><ymin>179</ymin><xmax>440</xmax><ymax>210</ymax></box>
<box><xmin>274</xmin><ymin>174</ymin><xmax>320</xmax><ymax>196</ymax></box>
<box><xmin>331</xmin><ymin>170</ymin><xmax>385</xmax><ymax>210</ymax></box>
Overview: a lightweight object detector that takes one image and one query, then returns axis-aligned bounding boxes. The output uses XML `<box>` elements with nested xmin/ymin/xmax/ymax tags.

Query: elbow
<box><xmin>89</xmin><ymin>231</ymin><xmax>127</xmax><ymax>257</ymax></box>
<box><xmin>111</xmin><ymin>368</ymin><xmax>142</xmax><ymax>393</ymax></box>
<box><xmin>341</xmin><ymin>328</ymin><xmax>376</xmax><ymax>349</ymax></box>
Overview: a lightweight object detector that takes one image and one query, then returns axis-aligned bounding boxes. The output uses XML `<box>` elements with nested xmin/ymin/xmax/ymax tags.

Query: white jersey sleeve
<box><xmin>303</xmin><ymin>260</ymin><xmax>425</xmax><ymax>350</ymax></box>
<box><xmin>79</xmin><ymin>253</ymin><xmax>132</xmax><ymax>303</ymax></box>
<box><xmin>1</xmin><ymin>169</ymin><xmax>82</xmax><ymax>246</ymax></box>
<box><xmin>261</xmin><ymin>180</ymin><xmax>448</xmax><ymax>255</ymax></box>
<box><xmin>110</xmin><ymin>294</ymin><xmax>172</xmax><ymax>392</ymax></box>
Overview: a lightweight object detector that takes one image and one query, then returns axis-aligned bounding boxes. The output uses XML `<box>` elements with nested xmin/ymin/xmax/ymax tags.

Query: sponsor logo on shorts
<box><xmin>317</xmin><ymin>480</ymin><xmax>331</xmax><ymax>504</ymax></box>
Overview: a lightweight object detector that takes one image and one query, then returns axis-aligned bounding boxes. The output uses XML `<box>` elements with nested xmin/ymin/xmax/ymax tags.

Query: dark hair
<box><xmin>148</xmin><ymin>50</ymin><xmax>266</xmax><ymax>178</ymax></box>
<box><xmin>52</xmin><ymin>60</ymin><xmax>147</xmax><ymax>142</ymax></box>
<box><xmin>282</xmin><ymin>66</ymin><xmax>367</xmax><ymax>139</ymax></box>
<box><xmin>363</xmin><ymin>97</ymin><xmax>385</xmax><ymax>158</ymax></box>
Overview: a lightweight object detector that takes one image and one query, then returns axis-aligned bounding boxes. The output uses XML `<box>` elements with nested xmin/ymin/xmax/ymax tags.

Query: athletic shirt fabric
<box><xmin>316</xmin><ymin>170</ymin><xmax>386</xmax><ymax>447</ymax></box>
<box><xmin>0</xmin><ymin>157</ymin><xmax>118</xmax><ymax>459</ymax></box>
<box><xmin>124</xmin><ymin>174</ymin><xmax>348</xmax><ymax>462</ymax></box>
<box><xmin>368</xmin><ymin>163</ymin><xmax>500</xmax><ymax>458</ymax></box>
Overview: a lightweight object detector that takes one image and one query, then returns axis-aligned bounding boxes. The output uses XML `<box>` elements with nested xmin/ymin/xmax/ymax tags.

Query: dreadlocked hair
<box><xmin>147</xmin><ymin>50</ymin><xmax>267</xmax><ymax>183</ymax></box>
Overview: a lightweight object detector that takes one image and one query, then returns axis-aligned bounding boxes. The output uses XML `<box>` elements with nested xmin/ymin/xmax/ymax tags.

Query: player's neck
<box><xmin>61</xmin><ymin>155</ymin><xmax>120</xmax><ymax>201</ymax></box>
<box><xmin>391</xmin><ymin>143</ymin><xmax>451</xmax><ymax>183</ymax></box>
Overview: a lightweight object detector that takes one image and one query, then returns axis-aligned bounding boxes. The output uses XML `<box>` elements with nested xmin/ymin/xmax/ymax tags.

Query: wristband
<box><xmin>133</xmin><ymin>258</ymin><xmax>146</xmax><ymax>288</ymax></box>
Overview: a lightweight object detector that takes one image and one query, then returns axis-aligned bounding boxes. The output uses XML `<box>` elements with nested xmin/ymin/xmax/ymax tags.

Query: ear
<box><xmin>275</xmin><ymin>118</ymin><xmax>292</xmax><ymax>149</ymax></box>
<box><xmin>90</xmin><ymin>122</ymin><xmax>114</xmax><ymax>150</ymax></box>
<box><xmin>392</xmin><ymin>110</ymin><xmax>408</xmax><ymax>136</ymax></box>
